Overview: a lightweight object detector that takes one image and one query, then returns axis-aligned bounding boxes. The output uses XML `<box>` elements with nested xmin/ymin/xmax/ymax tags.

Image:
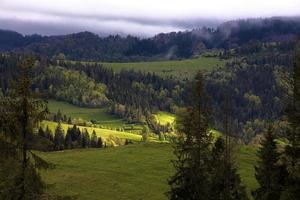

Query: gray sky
<box><xmin>0</xmin><ymin>0</ymin><xmax>299</xmax><ymax>36</ymax></box>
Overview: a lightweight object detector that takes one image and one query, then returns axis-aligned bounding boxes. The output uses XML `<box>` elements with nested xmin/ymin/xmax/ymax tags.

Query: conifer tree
<box><xmin>82</xmin><ymin>128</ymin><xmax>90</xmax><ymax>148</ymax></box>
<box><xmin>97</xmin><ymin>137</ymin><xmax>104</xmax><ymax>148</ymax></box>
<box><xmin>0</xmin><ymin>56</ymin><xmax>50</xmax><ymax>199</ymax></box>
<box><xmin>54</xmin><ymin>122</ymin><xmax>65</xmax><ymax>150</ymax></box>
<box><xmin>67</xmin><ymin>117</ymin><xmax>72</xmax><ymax>124</ymax></box>
<box><xmin>281</xmin><ymin>47</ymin><xmax>300</xmax><ymax>199</ymax></box>
<box><xmin>63</xmin><ymin>114</ymin><xmax>67</xmax><ymax>122</ymax></box>
<box><xmin>210</xmin><ymin>137</ymin><xmax>248</xmax><ymax>200</ymax></box>
<box><xmin>168</xmin><ymin>72</ymin><xmax>212</xmax><ymax>200</ymax></box>
<box><xmin>45</xmin><ymin>125</ymin><xmax>53</xmax><ymax>142</ymax></box>
<box><xmin>38</xmin><ymin>127</ymin><xmax>45</xmax><ymax>138</ymax></box>
<box><xmin>56</xmin><ymin>109</ymin><xmax>62</xmax><ymax>122</ymax></box>
<box><xmin>253</xmin><ymin>124</ymin><xmax>286</xmax><ymax>200</ymax></box>
<box><xmin>65</xmin><ymin>128</ymin><xmax>73</xmax><ymax>149</ymax></box>
<box><xmin>209</xmin><ymin>95</ymin><xmax>248</xmax><ymax>200</ymax></box>
<box><xmin>91</xmin><ymin>130</ymin><xmax>98</xmax><ymax>148</ymax></box>
<box><xmin>76</xmin><ymin>129</ymin><xmax>83</xmax><ymax>148</ymax></box>
<box><xmin>142</xmin><ymin>126</ymin><xmax>149</xmax><ymax>143</ymax></box>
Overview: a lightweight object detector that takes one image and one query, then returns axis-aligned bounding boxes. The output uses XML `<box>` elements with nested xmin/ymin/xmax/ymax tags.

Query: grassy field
<box><xmin>153</xmin><ymin>112</ymin><xmax>176</xmax><ymax>125</ymax></box>
<box><xmin>86</xmin><ymin>57</ymin><xmax>224</xmax><ymax>79</ymax></box>
<box><xmin>236</xmin><ymin>145</ymin><xmax>259</xmax><ymax>195</ymax></box>
<box><xmin>41</xmin><ymin>121</ymin><xmax>144</xmax><ymax>142</ymax></box>
<box><xmin>48</xmin><ymin>100</ymin><xmax>179</xmax><ymax>133</ymax></box>
<box><xmin>48</xmin><ymin>100</ymin><xmax>126</xmax><ymax>128</ymax></box>
<box><xmin>39</xmin><ymin>143</ymin><xmax>257</xmax><ymax>200</ymax></box>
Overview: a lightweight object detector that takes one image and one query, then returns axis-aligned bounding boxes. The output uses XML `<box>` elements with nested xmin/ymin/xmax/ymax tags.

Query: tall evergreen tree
<box><xmin>45</xmin><ymin>125</ymin><xmax>53</xmax><ymax>142</ymax></box>
<box><xmin>67</xmin><ymin>117</ymin><xmax>72</xmax><ymax>124</ymax></box>
<box><xmin>65</xmin><ymin>128</ymin><xmax>73</xmax><ymax>149</ymax></box>
<box><xmin>82</xmin><ymin>128</ymin><xmax>90</xmax><ymax>148</ymax></box>
<box><xmin>97</xmin><ymin>137</ymin><xmax>104</xmax><ymax>148</ymax></box>
<box><xmin>142</xmin><ymin>126</ymin><xmax>149</xmax><ymax>143</ymax></box>
<box><xmin>38</xmin><ymin>127</ymin><xmax>45</xmax><ymax>138</ymax></box>
<box><xmin>253</xmin><ymin>124</ymin><xmax>286</xmax><ymax>200</ymax></box>
<box><xmin>209</xmin><ymin>137</ymin><xmax>248</xmax><ymax>200</ymax></box>
<box><xmin>54</xmin><ymin>122</ymin><xmax>65</xmax><ymax>150</ymax></box>
<box><xmin>56</xmin><ymin>109</ymin><xmax>62</xmax><ymax>122</ymax></box>
<box><xmin>281</xmin><ymin>47</ymin><xmax>300</xmax><ymax>199</ymax></box>
<box><xmin>91</xmin><ymin>130</ymin><xmax>98</xmax><ymax>148</ymax></box>
<box><xmin>168</xmin><ymin>72</ymin><xmax>212</xmax><ymax>200</ymax></box>
<box><xmin>209</xmin><ymin>95</ymin><xmax>248</xmax><ymax>200</ymax></box>
<box><xmin>76</xmin><ymin>129</ymin><xmax>83</xmax><ymax>148</ymax></box>
<box><xmin>0</xmin><ymin>56</ymin><xmax>49</xmax><ymax>199</ymax></box>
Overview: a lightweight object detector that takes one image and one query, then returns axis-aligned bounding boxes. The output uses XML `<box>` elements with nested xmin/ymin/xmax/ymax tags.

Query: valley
<box><xmin>1</xmin><ymin>16</ymin><xmax>300</xmax><ymax>200</ymax></box>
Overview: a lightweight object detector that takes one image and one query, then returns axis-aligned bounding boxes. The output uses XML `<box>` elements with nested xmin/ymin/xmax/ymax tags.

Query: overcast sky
<box><xmin>0</xmin><ymin>0</ymin><xmax>300</xmax><ymax>36</ymax></box>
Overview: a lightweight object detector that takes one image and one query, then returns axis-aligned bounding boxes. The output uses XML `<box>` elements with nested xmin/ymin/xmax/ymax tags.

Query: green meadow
<box><xmin>39</xmin><ymin>143</ymin><xmax>258</xmax><ymax>200</ymax></box>
<box><xmin>41</xmin><ymin>121</ymin><xmax>144</xmax><ymax>142</ymax></box>
<box><xmin>47</xmin><ymin>100</ymin><xmax>125</xmax><ymax>128</ymax></box>
<box><xmin>81</xmin><ymin>56</ymin><xmax>224</xmax><ymax>79</ymax></box>
<box><xmin>153</xmin><ymin>112</ymin><xmax>176</xmax><ymax>125</ymax></box>
<box><xmin>47</xmin><ymin>100</ymin><xmax>177</xmax><ymax>132</ymax></box>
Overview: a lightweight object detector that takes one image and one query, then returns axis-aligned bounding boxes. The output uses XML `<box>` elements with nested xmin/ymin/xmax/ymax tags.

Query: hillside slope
<box><xmin>39</xmin><ymin>143</ymin><xmax>258</xmax><ymax>200</ymax></box>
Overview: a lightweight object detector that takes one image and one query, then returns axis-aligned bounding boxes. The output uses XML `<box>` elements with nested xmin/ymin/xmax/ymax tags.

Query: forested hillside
<box><xmin>0</xmin><ymin>38</ymin><xmax>295</xmax><ymax>143</ymax></box>
<box><xmin>1</xmin><ymin>17</ymin><xmax>300</xmax><ymax>61</ymax></box>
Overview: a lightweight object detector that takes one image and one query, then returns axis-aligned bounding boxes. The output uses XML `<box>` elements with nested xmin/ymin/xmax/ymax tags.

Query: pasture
<box><xmin>47</xmin><ymin>100</ymin><xmax>126</xmax><ymax>128</ymax></box>
<box><xmin>39</xmin><ymin>143</ymin><xmax>258</xmax><ymax>200</ymax></box>
<box><xmin>80</xmin><ymin>56</ymin><xmax>225</xmax><ymax>79</ymax></box>
<box><xmin>153</xmin><ymin>112</ymin><xmax>175</xmax><ymax>125</ymax></box>
<box><xmin>41</xmin><ymin>121</ymin><xmax>144</xmax><ymax>142</ymax></box>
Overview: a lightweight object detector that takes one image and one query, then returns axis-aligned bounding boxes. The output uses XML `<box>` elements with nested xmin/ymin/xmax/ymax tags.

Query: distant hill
<box><xmin>1</xmin><ymin>17</ymin><xmax>300</xmax><ymax>61</ymax></box>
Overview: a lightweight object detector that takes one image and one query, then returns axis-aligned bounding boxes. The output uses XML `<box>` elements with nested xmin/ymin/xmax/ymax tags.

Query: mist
<box><xmin>0</xmin><ymin>0</ymin><xmax>299</xmax><ymax>36</ymax></box>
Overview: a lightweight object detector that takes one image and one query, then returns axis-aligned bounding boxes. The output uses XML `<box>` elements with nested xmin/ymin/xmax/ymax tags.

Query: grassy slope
<box><xmin>153</xmin><ymin>112</ymin><xmax>175</xmax><ymax>125</ymax></box>
<box><xmin>47</xmin><ymin>100</ymin><xmax>125</xmax><ymax>128</ymax></box>
<box><xmin>41</xmin><ymin>121</ymin><xmax>143</xmax><ymax>142</ymax></box>
<box><xmin>236</xmin><ymin>145</ymin><xmax>259</xmax><ymax>192</ymax></box>
<box><xmin>48</xmin><ymin>100</ymin><xmax>177</xmax><ymax>133</ymax></box>
<box><xmin>97</xmin><ymin>57</ymin><xmax>224</xmax><ymax>79</ymax></box>
<box><xmin>40</xmin><ymin>144</ymin><xmax>172</xmax><ymax>200</ymax></box>
<box><xmin>40</xmin><ymin>143</ymin><xmax>257</xmax><ymax>200</ymax></box>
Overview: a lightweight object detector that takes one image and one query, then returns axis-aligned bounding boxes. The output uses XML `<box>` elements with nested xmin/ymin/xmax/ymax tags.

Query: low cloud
<box><xmin>0</xmin><ymin>0</ymin><xmax>299</xmax><ymax>36</ymax></box>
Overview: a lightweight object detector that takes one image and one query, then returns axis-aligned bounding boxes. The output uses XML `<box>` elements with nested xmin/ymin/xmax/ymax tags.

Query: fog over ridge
<box><xmin>0</xmin><ymin>0</ymin><xmax>299</xmax><ymax>36</ymax></box>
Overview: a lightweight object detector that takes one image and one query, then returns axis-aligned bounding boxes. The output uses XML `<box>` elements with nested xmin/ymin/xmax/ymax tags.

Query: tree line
<box><xmin>35</xmin><ymin>124</ymin><xmax>105</xmax><ymax>151</ymax></box>
<box><xmin>1</xmin><ymin>18</ymin><xmax>300</xmax><ymax>61</ymax></box>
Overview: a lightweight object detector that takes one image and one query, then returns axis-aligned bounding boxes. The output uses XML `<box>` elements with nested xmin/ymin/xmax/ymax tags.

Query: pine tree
<box><xmin>91</xmin><ymin>130</ymin><xmax>98</xmax><ymax>148</ymax></box>
<box><xmin>45</xmin><ymin>125</ymin><xmax>53</xmax><ymax>142</ymax></box>
<box><xmin>209</xmin><ymin>95</ymin><xmax>248</xmax><ymax>200</ymax></box>
<box><xmin>70</xmin><ymin>125</ymin><xmax>78</xmax><ymax>141</ymax></box>
<box><xmin>65</xmin><ymin>128</ymin><xmax>73</xmax><ymax>149</ymax></box>
<box><xmin>142</xmin><ymin>126</ymin><xmax>149</xmax><ymax>143</ymax></box>
<box><xmin>53</xmin><ymin>114</ymin><xmax>58</xmax><ymax>122</ymax></box>
<box><xmin>281</xmin><ymin>47</ymin><xmax>300</xmax><ymax>199</ymax></box>
<box><xmin>67</xmin><ymin>117</ymin><xmax>72</xmax><ymax>124</ymax></box>
<box><xmin>168</xmin><ymin>72</ymin><xmax>212</xmax><ymax>200</ymax></box>
<box><xmin>76</xmin><ymin>129</ymin><xmax>83</xmax><ymax>148</ymax></box>
<box><xmin>38</xmin><ymin>127</ymin><xmax>45</xmax><ymax>138</ymax></box>
<box><xmin>125</xmin><ymin>139</ymin><xmax>130</xmax><ymax>145</ymax></box>
<box><xmin>56</xmin><ymin>109</ymin><xmax>62</xmax><ymax>122</ymax></box>
<box><xmin>97</xmin><ymin>137</ymin><xmax>104</xmax><ymax>148</ymax></box>
<box><xmin>54</xmin><ymin>122</ymin><xmax>65</xmax><ymax>150</ymax></box>
<box><xmin>210</xmin><ymin>137</ymin><xmax>248</xmax><ymax>200</ymax></box>
<box><xmin>82</xmin><ymin>128</ymin><xmax>90</xmax><ymax>148</ymax></box>
<box><xmin>253</xmin><ymin>124</ymin><xmax>286</xmax><ymax>200</ymax></box>
<box><xmin>63</xmin><ymin>114</ymin><xmax>67</xmax><ymax>122</ymax></box>
<box><xmin>0</xmin><ymin>56</ymin><xmax>50</xmax><ymax>199</ymax></box>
